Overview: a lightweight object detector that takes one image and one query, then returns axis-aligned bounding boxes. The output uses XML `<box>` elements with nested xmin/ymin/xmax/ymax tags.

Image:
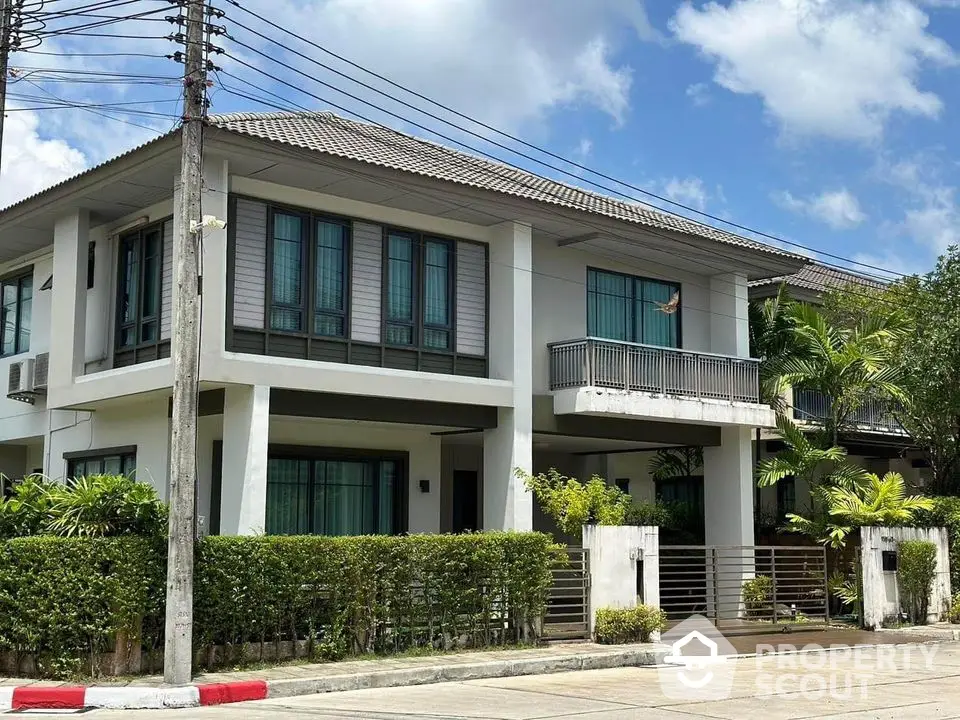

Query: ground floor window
<box><xmin>265</xmin><ymin>451</ymin><xmax>404</xmax><ymax>536</ymax></box>
<box><xmin>66</xmin><ymin>448</ymin><xmax>137</xmax><ymax>479</ymax></box>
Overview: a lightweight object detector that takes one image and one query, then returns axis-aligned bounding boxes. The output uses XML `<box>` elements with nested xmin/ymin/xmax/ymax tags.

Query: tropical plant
<box><xmin>786</xmin><ymin>472</ymin><xmax>933</xmax><ymax>549</ymax></box>
<box><xmin>749</xmin><ymin>284</ymin><xmax>804</xmax><ymax>409</ymax></box>
<box><xmin>45</xmin><ymin>475</ymin><xmax>168</xmax><ymax>538</ymax></box>
<box><xmin>824</xmin><ymin>249</ymin><xmax>960</xmax><ymax>494</ymax></box>
<box><xmin>742</xmin><ymin>575</ymin><xmax>773</xmax><ymax>617</ymax></box>
<box><xmin>756</xmin><ymin>414</ymin><xmax>867</xmax><ymax>490</ymax></box>
<box><xmin>779</xmin><ymin>303</ymin><xmax>907</xmax><ymax>446</ymax></box>
<box><xmin>650</xmin><ymin>447</ymin><xmax>703</xmax><ymax>482</ymax></box>
<box><xmin>517</xmin><ymin>468</ymin><xmax>631</xmax><ymax>538</ymax></box>
<box><xmin>828</xmin><ymin>567</ymin><xmax>860</xmax><ymax>612</ymax></box>
<box><xmin>0</xmin><ymin>474</ymin><xmax>167</xmax><ymax>539</ymax></box>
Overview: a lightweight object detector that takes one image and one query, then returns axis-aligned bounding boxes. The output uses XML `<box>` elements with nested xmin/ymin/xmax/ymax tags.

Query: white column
<box><xmin>483</xmin><ymin>221</ymin><xmax>533</xmax><ymax>531</ymax></box>
<box><xmin>704</xmin><ymin>426</ymin><xmax>755</xmax><ymax>619</ymax></box>
<box><xmin>49</xmin><ymin>210</ymin><xmax>90</xmax><ymax>396</ymax></box>
<box><xmin>709</xmin><ymin>272</ymin><xmax>749</xmax><ymax>358</ymax></box>
<box><xmin>407</xmin><ymin>435</ymin><xmax>442</xmax><ymax>533</ymax></box>
<box><xmin>219</xmin><ymin>384</ymin><xmax>270</xmax><ymax>535</ymax></box>
<box><xmin>199</xmin><ymin>157</ymin><xmax>229</xmax><ymax>362</ymax></box>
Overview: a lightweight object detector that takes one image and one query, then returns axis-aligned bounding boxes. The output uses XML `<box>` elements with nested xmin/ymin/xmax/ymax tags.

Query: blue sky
<box><xmin>3</xmin><ymin>0</ymin><xmax>960</xmax><ymax>279</ymax></box>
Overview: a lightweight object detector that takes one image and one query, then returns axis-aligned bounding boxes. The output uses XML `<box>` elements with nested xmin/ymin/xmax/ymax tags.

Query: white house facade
<box><xmin>0</xmin><ymin>111</ymin><xmax>806</xmax><ymax>545</ymax></box>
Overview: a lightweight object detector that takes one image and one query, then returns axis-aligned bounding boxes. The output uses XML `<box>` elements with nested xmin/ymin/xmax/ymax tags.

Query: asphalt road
<box><xmin>87</xmin><ymin>642</ymin><xmax>960</xmax><ymax>719</ymax></box>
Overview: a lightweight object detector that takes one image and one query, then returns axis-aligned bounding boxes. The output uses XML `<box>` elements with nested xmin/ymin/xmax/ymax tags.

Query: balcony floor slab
<box><xmin>552</xmin><ymin>387</ymin><xmax>776</xmax><ymax>428</ymax></box>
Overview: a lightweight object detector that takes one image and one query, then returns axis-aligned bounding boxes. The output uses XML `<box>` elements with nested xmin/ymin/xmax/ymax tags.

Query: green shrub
<box><xmin>624</xmin><ymin>501</ymin><xmax>673</xmax><ymax>527</ymax></box>
<box><xmin>897</xmin><ymin>539</ymin><xmax>938</xmax><ymax>625</ymax></box>
<box><xmin>0</xmin><ymin>475</ymin><xmax>167</xmax><ymax>539</ymax></box>
<box><xmin>742</xmin><ymin>575</ymin><xmax>773</xmax><ymax>617</ymax></box>
<box><xmin>517</xmin><ymin>468</ymin><xmax>631</xmax><ymax>538</ymax></box>
<box><xmin>193</xmin><ymin>532</ymin><xmax>557</xmax><ymax>660</ymax></box>
<box><xmin>947</xmin><ymin>593</ymin><xmax>960</xmax><ymax>624</ymax></box>
<box><xmin>914</xmin><ymin>497</ymin><xmax>960</xmax><ymax>589</ymax></box>
<box><xmin>594</xmin><ymin>603</ymin><xmax>666</xmax><ymax>644</ymax></box>
<box><xmin>0</xmin><ymin>536</ymin><xmax>165</xmax><ymax>677</ymax></box>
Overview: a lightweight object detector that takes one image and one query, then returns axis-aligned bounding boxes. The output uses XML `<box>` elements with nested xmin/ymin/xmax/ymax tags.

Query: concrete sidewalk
<box><xmin>0</xmin><ymin>642</ymin><xmax>669</xmax><ymax>710</ymax></box>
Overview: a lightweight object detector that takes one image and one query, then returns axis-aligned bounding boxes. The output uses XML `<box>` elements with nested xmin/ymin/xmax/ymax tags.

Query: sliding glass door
<box><xmin>265</xmin><ymin>453</ymin><xmax>402</xmax><ymax>536</ymax></box>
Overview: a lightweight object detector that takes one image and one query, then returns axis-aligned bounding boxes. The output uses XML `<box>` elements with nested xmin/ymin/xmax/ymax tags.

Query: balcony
<box><xmin>792</xmin><ymin>389</ymin><xmax>906</xmax><ymax>436</ymax></box>
<box><xmin>548</xmin><ymin>338</ymin><xmax>773</xmax><ymax>427</ymax></box>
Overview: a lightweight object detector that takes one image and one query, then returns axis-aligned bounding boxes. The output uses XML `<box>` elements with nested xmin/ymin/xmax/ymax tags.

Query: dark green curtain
<box><xmin>314</xmin><ymin>221</ymin><xmax>345</xmax><ymax>336</ymax></box>
<box><xmin>422</xmin><ymin>240</ymin><xmax>450</xmax><ymax>349</ymax></box>
<box><xmin>386</xmin><ymin>234</ymin><xmax>414</xmax><ymax>344</ymax></box>
<box><xmin>271</xmin><ymin>213</ymin><xmax>303</xmax><ymax>331</ymax></box>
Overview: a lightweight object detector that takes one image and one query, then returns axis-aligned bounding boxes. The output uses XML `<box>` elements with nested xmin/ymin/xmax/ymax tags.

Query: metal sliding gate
<box><xmin>542</xmin><ymin>547</ymin><xmax>591</xmax><ymax>641</ymax></box>
<box><xmin>659</xmin><ymin>545</ymin><xmax>829</xmax><ymax>634</ymax></box>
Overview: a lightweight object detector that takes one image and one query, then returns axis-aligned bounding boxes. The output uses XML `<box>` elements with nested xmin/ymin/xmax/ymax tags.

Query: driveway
<box><xmin>89</xmin><ymin>641</ymin><xmax>960</xmax><ymax>719</ymax></box>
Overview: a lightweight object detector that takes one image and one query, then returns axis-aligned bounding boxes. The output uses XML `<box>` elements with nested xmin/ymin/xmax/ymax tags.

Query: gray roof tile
<box><xmin>749</xmin><ymin>262</ymin><xmax>886</xmax><ymax>293</ymax></box>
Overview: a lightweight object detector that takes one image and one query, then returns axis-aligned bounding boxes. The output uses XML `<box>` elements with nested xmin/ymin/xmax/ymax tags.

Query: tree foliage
<box><xmin>517</xmin><ymin>468</ymin><xmax>631</xmax><ymax>538</ymax></box>
<box><xmin>823</xmin><ymin>249</ymin><xmax>960</xmax><ymax>494</ymax></box>
<box><xmin>749</xmin><ymin>284</ymin><xmax>803</xmax><ymax>410</ymax></box>
<box><xmin>755</xmin><ymin>414</ymin><xmax>867</xmax><ymax>489</ymax></box>
<box><xmin>649</xmin><ymin>446</ymin><xmax>703</xmax><ymax>482</ymax></box>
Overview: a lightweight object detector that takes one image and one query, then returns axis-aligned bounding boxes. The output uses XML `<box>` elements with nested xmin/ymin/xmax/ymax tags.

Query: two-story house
<box><xmin>0</xmin><ymin>111</ymin><xmax>805</xmax><ymax>547</ymax></box>
<box><xmin>749</xmin><ymin>262</ymin><xmax>924</xmax><ymax>520</ymax></box>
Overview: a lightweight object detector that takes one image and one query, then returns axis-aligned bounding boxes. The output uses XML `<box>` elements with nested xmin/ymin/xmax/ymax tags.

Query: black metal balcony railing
<box><xmin>548</xmin><ymin>337</ymin><xmax>761</xmax><ymax>404</ymax></box>
<box><xmin>792</xmin><ymin>389</ymin><xmax>905</xmax><ymax>435</ymax></box>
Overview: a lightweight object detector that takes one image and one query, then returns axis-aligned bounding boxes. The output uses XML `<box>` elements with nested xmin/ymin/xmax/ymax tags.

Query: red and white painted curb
<box><xmin>0</xmin><ymin>680</ymin><xmax>268</xmax><ymax>710</ymax></box>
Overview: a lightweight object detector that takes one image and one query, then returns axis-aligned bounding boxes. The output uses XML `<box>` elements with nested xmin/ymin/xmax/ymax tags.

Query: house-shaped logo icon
<box><xmin>658</xmin><ymin>615</ymin><xmax>738</xmax><ymax>700</ymax></box>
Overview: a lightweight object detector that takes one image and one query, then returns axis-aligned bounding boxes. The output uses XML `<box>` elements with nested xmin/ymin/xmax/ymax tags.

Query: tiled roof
<box><xmin>206</xmin><ymin>111</ymin><xmax>804</xmax><ymax>261</ymax></box>
<box><xmin>750</xmin><ymin>261</ymin><xmax>886</xmax><ymax>292</ymax></box>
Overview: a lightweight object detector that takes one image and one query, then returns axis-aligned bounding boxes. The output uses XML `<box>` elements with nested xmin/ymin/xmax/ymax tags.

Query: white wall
<box><xmin>609</xmin><ymin>452</ymin><xmax>657</xmax><ymax>503</ymax></box>
<box><xmin>531</xmin><ymin>237</ymin><xmax>713</xmax><ymax>395</ymax></box>
<box><xmin>44</xmin><ymin>396</ymin><xmax>171</xmax><ymax>496</ymax></box>
<box><xmin>268</xmin><ymin>417</ymin><xmax>443</xmax><ymax>533</ymax></box>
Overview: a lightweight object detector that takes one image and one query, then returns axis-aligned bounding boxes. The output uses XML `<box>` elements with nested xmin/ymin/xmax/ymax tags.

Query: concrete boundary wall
<box><xmin>861</xmin><ymin>526</ymin><xmax>951</xmax><ymax>630</ymax></box>
<box><xmin>581</xmin><ymin>525</ymin><xmax>659</xmax><ymax>635</ymax></box>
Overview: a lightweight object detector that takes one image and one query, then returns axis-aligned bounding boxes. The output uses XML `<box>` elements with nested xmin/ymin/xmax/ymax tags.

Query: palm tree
<box><xmin>749</xmin><ymin>284</ymin><xmax>803</xmax><ymax>412</ymax></box>
<box><xmin>755</xmin><ymin>414</ymin><xmax>867</xmax><ymax>490</ymax></box>
<box><xmin>650</xmin><ymin>447</ymin><xmax>703</xmax><ymax>482</ymax></box>
<box><xmin>780</xmin><ymin>304</ymin><xmax>907</xmax><ymax>447</ymax></box>
<box><xmin>787</xmin><ymin>472</ymin><xmax>933</xmax><ymax>549</ymax></box>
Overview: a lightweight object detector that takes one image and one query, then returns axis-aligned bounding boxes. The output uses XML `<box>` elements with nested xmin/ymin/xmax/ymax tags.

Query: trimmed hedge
<box><xmin>193</xmin><ymin>533</ymin><xmax>556</xmax><ymax>660</ymax></box>
<box><xmin>594</xmin><ymin>604</ymin><xmax>666</xmax><ymax>644</ymax></box>
<box><xmin>897</xmin><ymin>539</ymin><xmax>937</xmax><ymax>625</ymax></box>
<box><xmin>1</xmin><ymin>532</ymin><xmax>556</xmax><ymax>677</ymax></box>
<box><xmin>0</xmin><ymin>536</ymin><xmax>165</xmax><ymax>677</ymax></box>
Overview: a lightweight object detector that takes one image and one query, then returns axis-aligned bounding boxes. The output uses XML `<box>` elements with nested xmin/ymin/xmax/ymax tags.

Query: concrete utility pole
<box><xmin>0</xmin><ymin>0</ymin><xmax>14</xmax><ymax>168</ymax></box>
<box><xmin>164</xmin><ymin>0</ymin><xmax>206</xmax><ymax>686</ymax></box>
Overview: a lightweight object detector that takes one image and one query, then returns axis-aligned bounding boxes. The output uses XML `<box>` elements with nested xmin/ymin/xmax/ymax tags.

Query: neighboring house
<box><xmin>750</xmin><ymin>262</ymin><xmax>925</xmax><ymax>519</ymax></box>
<box><xmin>0</xmin><ymin>111</ymin><xmax>805</xmax><ymax>545</ymax></box>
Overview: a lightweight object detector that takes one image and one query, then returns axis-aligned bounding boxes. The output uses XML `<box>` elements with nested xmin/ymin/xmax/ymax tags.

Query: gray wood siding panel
<box><xmin>351</xmin><ymin>222</ymin><xmax>381</xmax><ymax>343</ymax></box>
<box><xmin>234</xmin><ymin>198</ymin><xmax>267</xmax><ymax>329</ymax></box>
<box><xmin>160</xmin><ymin>219</ymin><xmax>173</xmax><ymax>341</ymax></box>
<box><xmin>456</xmin><ymin>241</ymin><xmax>486</xmax><ymax>356</ymax></box>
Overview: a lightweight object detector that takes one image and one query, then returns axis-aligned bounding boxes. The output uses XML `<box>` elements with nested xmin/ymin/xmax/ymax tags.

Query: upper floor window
<box><xmin>117</xmin><ymin>224</ymin><xmax>162</xmax><ymax>349</ymax></box>
<box><xmin>269</xmin><ymin>208</ymin><xmax>348</xmax><ymax>337</ymax></box>
<box><xmin>0</xmin><ymin>271</ymin><xmax>32</xmax><ymax>357</ymax></box>
<box><xmin>385</xmin><ymin>232</ymin><xmax>453</xmax><ymax>350</ymax></box>
<box><xmin>587</xmin><ymin>268</ymin><xmax>679</xmax><ymax>348</ymax></box>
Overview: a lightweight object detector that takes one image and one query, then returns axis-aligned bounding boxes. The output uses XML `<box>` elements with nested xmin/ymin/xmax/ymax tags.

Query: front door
<box><xmin>452</xmin><ymin>470</ymin><xmax>479</xmax><ymax>532</ymax></box>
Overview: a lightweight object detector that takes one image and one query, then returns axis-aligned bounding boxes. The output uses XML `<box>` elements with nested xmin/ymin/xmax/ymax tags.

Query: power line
<box><xmin>211</xmin><ymin>74</ymin><xmax>906</xmax><ymax>319</ymax></box>
<box><xmin>220</xmin><ymin>31</ymin><xmax>899</xmax><ymax>289</ymax></box>
<box><xmin>221</xmin><ymin>0</ymin><xmax>905</xmax><ymax>283</ymax></box>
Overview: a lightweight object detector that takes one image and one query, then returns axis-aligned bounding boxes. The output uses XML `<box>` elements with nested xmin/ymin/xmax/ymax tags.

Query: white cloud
<box><xmin>244</xmin><ymin>0</ymin><xmax>654</xmax><ymax>132</ymax></box>
<box><xmin>685</xmin><ymin>82</ymin><xmax>710</xmax><ymax>106</ymax></box>
<box><xmin>879</xmin><ymin>157</ymin><xmax>960</xmax><ymax>252</ymax></box>
<box><xmin>574</xmin><ymin>138</ymin><xmax>593</xmax><ymax>158</ymax></box>
<box><xmin>671</xmin><ymin>0</ymin><xmax>957</xmax><ymax>141</ymax></box>
<box><xmin>773</xmin><ymin>188</ymin><xmax>867</xmax><ymax>229</ymax></box>
<box><xmin>663</xmin><ymin>177</ymin><xmax>710</xmax><ymax>211</ymax></box>
<box><xmin>0</xmin><ymin>108</ymin><xmax>87</xmax><ymax>209</ymax></box>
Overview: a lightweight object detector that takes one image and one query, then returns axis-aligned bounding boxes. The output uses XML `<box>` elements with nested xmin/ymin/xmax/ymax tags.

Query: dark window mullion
<box><xmin>305</xmin><ymin>215</ymin><xmax>315</xmax><ymax>354</ymax></box>
<box><xmin>13</xmin><ymin>278</ymin><xmax>22</xmax><ymax>354</ymax></box>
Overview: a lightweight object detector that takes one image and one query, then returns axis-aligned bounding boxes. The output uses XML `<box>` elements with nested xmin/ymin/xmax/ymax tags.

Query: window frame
<box><xmin>115</xmin><ymin>222</ymin><xmax>165</xmax><ymax>352</ymax></box>
<box><xmin>381</xmin><ymin>228</ymin><xmax>456</xmax><ymax>352</ymax></box>
<box><xmin>265</xmin><ymin>203</ymin><xmax>351</xmax><ymax>339</ymax></box>
<box><xmin>586</xmin><ymin>266</ymin><xmax>681</xmax><ymax>348</ymax></box>
<box><xmin>777</xmin><ymin>476</ymin><xmax>796</xmax><ymax>519</ymax></box>
<box><xmin>264</xmin><ymin>445</ymin><xmax>408</xmax><ymax>536</ymax></box>
<box><xmin>0</xmin><ymin>269</ymin><xmax>33</xmax><ymax>358</ymax></box>
<box><xmin>64</xmin><ymin>445</ymin><xmax>137</xmax><ymax>479</ymax></box>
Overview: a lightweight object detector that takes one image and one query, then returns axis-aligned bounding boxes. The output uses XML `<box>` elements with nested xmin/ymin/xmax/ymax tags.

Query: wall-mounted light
<box><xmin>419</xmin><ymin>480</ymin><xmax>430</xmax><ymax>493</ymax></box>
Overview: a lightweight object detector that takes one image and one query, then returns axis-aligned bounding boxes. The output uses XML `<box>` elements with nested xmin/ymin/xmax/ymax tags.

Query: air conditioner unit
<box><xmin>33</xmin><ymin>352</ymin><xmax>49</xmax><ymax>392</ymax></box>
<box><xmin>7</xmin><ymin>358</ymin><xmax>36</xmax><ymax>403</ymax></box>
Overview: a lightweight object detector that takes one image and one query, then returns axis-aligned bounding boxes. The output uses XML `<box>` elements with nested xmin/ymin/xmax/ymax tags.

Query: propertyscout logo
<box><xmin>657</xmin><ymin>614</ymin><xmax>939</xmax><ymax>701</ymax></box>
